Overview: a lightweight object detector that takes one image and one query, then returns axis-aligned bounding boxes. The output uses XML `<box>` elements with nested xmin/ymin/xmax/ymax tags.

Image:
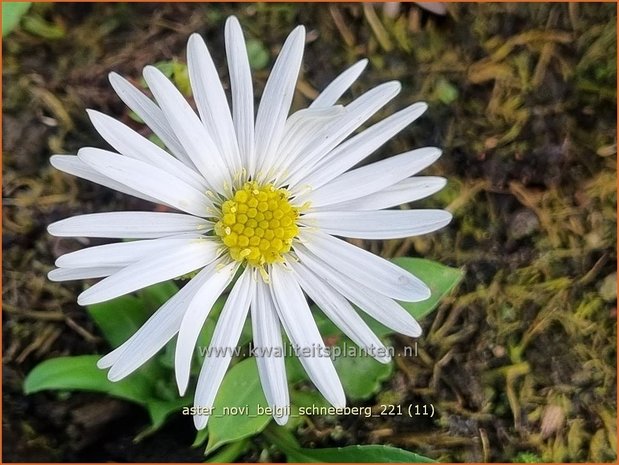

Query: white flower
<box><xmin>47</xmin><ymin>16</ymin><xmax>452</xmax><ymax>430</ymax></box>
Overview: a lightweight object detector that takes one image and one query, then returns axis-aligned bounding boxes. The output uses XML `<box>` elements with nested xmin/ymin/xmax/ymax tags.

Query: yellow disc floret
<box><xmin>215</xmin><ymin>182</ymin><xmax>299</xmax><ymax>267</ymax></box>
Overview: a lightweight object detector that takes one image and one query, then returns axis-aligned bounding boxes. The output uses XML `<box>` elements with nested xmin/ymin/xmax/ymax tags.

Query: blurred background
<box><xmin>2</xmin><ymin>2</ymin><xmax>617</xmax><ymax>462</ymax></box>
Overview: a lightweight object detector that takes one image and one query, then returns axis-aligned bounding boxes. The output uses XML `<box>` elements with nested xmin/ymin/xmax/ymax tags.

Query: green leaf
<box><xmin>335</xmin><ymin>348</ymin><xmax>393</xmax><ymax>401</ymax></box>
<box><xmin>246</xmin><ymin>39</ymin><xmax>269</xmax><ymax>70</ymax></box>
<box><xmin>172</xmin><ymin>60</ymin><xmax>192</xmax><ymax>97</ymax></box>
<box><xmin>87</xmin><ymin>295</ymin><xmax>151</xmax><ymax>347</ymax></box>
<box><xmin>290</xmin><ymin>388</ymin><xmax>330</xmax><ymax>410</ymax></box>
<box><xmin>205</xmin><ymin>439</ymin><xmax>250</xmax><ymax>462</ymax></box>
<box><xmin>195</xmin><ymin>296</ymin><xmax>226</xmax><ymax>349</ymax></box>
<box><xmin>434</xmin><ymin>77</ymin><xmax>459</xmax><ymax>104</ymax></box>
<box><xmin>137</xmin><ymin>397</ymin><xmax>191</xmax><ymax>440</ymax></box>
<box><xmin>193</xmin><ymin>318</ymin><xmax>217</xmax><ymax>368</ymax></box>
<box><xmin>206</xmin><ymin>357</ymin><xmax>271</xmax><ymax>454</ymax></box>
<box><xmin>284</xmin><ymin>347</ymin><xmax>307</xmax><ymax>384</ymax></box>
<box><xmin>87</xmin><ymin>288</ymin><xmax>172</xmax><ymax>388</ymax></box>
<box><xmin>193</xmin><ymin>427</ymin><xmax>209</xmax><ymax>448</ymax></box>
<box><xmin>128</xmin><ymin>110</ymin><xmax>144</xmax><ymax>124</ymax></box>
<box><xmin>149</xmin><ymin>60</ymin><xmax>191</xmax><ymax>96</ymax></box>
<box><xmin>264</xmin><ymin>426</ymin><xmax>436</xmax><ymax>463</ymax></box>
<box><xmin>286</xmin><ymin>388</ymin><xmax>330</xmax><ymax>429</ymax></box>
<box><xmin>139</xmin><ymin>281</ymin><xmax>178</xmax><ymax>312</ymax></box>
<box><xmin>2</xmin><ymin>2</ymin><xmax>31</xmax><ymax>36</ymax></box>
<box><xmin>152</xmin><ymin>60</ymin><xmax>175</xmax><ymax>78</ymax></box>
<box><xmin>283</xmin><ymin>444</ymin><xmax>436</xmax><ymax>463</ymax></box>
<box><xmin>391</xmin><ymin>257</ymin><xmax>463</xmax><ymax>320</ymax></box>
<box><xmin>24</xmin><ymin>355</ymin><xmax>188</xmax><ymax>439</ymax></box>
<box><xmin>24</xmin><ymin>355</ymin><xmax>154</xmax><ymax>405</ymax></box>
<box><xmin>21</xmin><ymin>14</ymin><xmax>65</xmax><ymax>39</ymax></box>
<box><xmin>193</xmin><ymin>295</ymin><xmax>226</xmax><ymax>369</ymax></box>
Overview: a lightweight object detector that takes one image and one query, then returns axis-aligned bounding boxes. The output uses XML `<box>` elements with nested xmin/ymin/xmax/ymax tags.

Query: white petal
<box><xmin>225</xmin><ymin>17</ymin><xmax>255</xmax><ymax>176</ymax></box>
<box><xmin>187</xmin><ymin>34</ymin><xmax>242</xmax><ymax>176</ymax></box>
<box><xmin>310</xmin><ymin>59</ymin><xmax>368</xmax><ymax>108</ymax></box>
<box><xmin>320</xmin><ymin>177</ymin><xmax>447</xmax><ymax>211</ymax></box>
<box><xmin>175</xmin><ymin>261</ymin><xmax>240</xmax><ymax>396</ymax></box>
<box><xmin>300</xmin><ymin>209</ymin><xmax>452</xmax><ymax>240</ymax></box>
<box><xmin>98</xmin><ymin>265</ymin><xmax>216</xmax><ymax>377</ymax></box>
<box><xmin>295</xmin><ymin>244</ymin><xmax>422</xmax><ymax>337</ymax></box>
<box><xmin>86</xmin><ymin>110</ymin><xmax>207</xmax><ymax>191</ymax></box>
<box><xmin>254</xmin><ymin>26</ymin><xmax>305</xmax><ymax>175</ymax></box>
<box><xmin>48</xmin><ymin>212</ymin><xmax>211</xmax><ymax>239</ymax></box>
<box><xmin>284</xmin><ymin>81</ymin><xmax>402</xmax><ymax>187</ymax></box>
<box><xmin>300</xmin><ymin>147</ymin><xmax>441</xmax><ymax>207</ymax></box>
<box><xmin>50</xmin><ymin>155</ymin><xmax>162</xmax><ymax>204</ymax></box>
<box><xmin>251</xmin><ymin>279</ymin><xmax>289</xmax><ymax>425</ymax></box>
<box><xmin>289</xmin><ymin>260</ymin><xmax>390</xmax><ymax>363</ymax></box>
<box><xmin>48</xmin><ymin>266</ymin><xmax>120</xmax><ymax>282</ymax></box>
<box><xmin>192</xmin><ymin>267</ymin><xmax>254</xmax><ymax>429</ymax></box>
<box><xmin>56</xmin><ymin>234</ymin><xmax>205</xmax><ymax>269</ymax></box>
<box><xmin>270</xmin><ymin>263</ymin><xmax>346</xmax><ymax>408</ymax></box>
<box><xmin>268</xmin><ymin>106</ymin><xmax>345</xmax><ymax>183</ymax></box>
<box><xmin>300</xmin><ymin>230</ymin><xmax>430</xmax><ymax>302</ymax></box>
<box><xmin>416</xmin><ymin>2</ymin><xmax>448</xmax><ymax>15</ymax></box>
<box><xmin>108</xmin><ymin>72</ymin><xmax>193</xmax><ymax>167</ymax></box>
<box><xmin>298</xmin><ymin>102</ymin><xmax>427</xmax><ymax>191</ymax></box>
<box><xmin>77</xmin><ymin>238</ymin><xmax>220</xmax><ymax>305</ymax></box>
<box><xmin>143</xmin><ymin>66</ymin><xmax>230</xmax><ymax>193</ymax></box>
<box><xmin>78</xmin><ymin>148</ymin><xmax>213</xmax><ymax>217</ymax></box>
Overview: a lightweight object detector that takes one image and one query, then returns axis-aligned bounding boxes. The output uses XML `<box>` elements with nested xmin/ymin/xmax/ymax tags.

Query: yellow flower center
<box><xmin>214</xmin><ymin>182</ymin><xmax>299</xmax><ymax>267</ymax></box>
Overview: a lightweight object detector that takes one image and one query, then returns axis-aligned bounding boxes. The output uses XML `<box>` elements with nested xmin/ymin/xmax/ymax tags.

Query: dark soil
<box><xmin>3</xmin><ymin>2</ymin><xmax>616</xmax><ymax>462</ymax></box>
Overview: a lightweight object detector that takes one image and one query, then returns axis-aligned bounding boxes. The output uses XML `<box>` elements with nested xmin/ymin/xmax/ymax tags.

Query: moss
<box><xmin>3</xmin><ymin>2</ymin><xmax>616</xmax><ymax>462</ymax></box>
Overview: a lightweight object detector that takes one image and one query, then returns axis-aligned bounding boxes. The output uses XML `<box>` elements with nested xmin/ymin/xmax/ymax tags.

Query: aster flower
<box><xmin>47</xmin><ymin>16</ymin><xmax>452</xmax><ymax>430</ymax></box>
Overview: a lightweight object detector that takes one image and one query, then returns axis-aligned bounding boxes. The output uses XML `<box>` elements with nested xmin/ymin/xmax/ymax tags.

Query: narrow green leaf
<box><xmin>2</xmin><ymin>2</ymin><xmax>31</xmax><ymax>37</ymax></box>
<box><xmin>283</xmin><ymin>444</ymin><xmax>436</xmax><ymax>463</ymax></box>
<box><xmin>136</xmin><ymin>397</ymin><xmax>191</xmax><ymax>441</ymax></box>
<box><xmin>264</xmin><ymin>426</ymin><xmax>436</xmax><ymax>463</ymax></box>
<box><xmin>205</xmin><ymin>439</ymin><xmax>250</xmax><ymax>462</ymax></box>
<box><xmin>206</xmin><ymin>358</ymin><xmax>271</xmax><ymax>454</ymax></box>
<box><xmin>193</xmin><ymin>427</ymin><xmax>209</xmax><ymax>448</ymax></box>
<box><xmin>87</xmin><ymin>295</ymin><xmax>150</xmax><ymax>348</ymax></box>
<box><xmin>23</xmin><ymin>355</ymin><xmax>154</xmax><ymax>405</ymax></box>
<box><xmin>21</xmin><ymin>14</ymin><xmax>65</xmax><ymax>39</ymax></box>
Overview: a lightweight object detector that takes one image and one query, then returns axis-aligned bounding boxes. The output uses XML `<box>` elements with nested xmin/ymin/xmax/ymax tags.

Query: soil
<box><xmin>3</xmin><ymin>2</ymin><xmax>617</xmax><ymax>462</ymax></box>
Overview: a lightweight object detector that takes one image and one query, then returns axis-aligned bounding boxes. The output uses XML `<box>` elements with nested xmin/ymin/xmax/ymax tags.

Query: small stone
<box><xmin>540</xmin><ymin>404</ymin><xmax>565</xmax><ymax>439</ymax></box>
<box><xmin>508</xmin><ymin>208</ymin><xmax>540</xmax><ymax>240</ymax></box>
<box><xmin>598</xmin><ymin>273</ymin><xmax>617</xmax><ymax>302</ymax></box>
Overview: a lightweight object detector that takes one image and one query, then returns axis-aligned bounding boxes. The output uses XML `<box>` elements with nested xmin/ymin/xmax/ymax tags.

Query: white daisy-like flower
<box><xmin>47</xmin><ymin>16</ymin><xmax>452</xmax><ymax>430</ymax></box>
